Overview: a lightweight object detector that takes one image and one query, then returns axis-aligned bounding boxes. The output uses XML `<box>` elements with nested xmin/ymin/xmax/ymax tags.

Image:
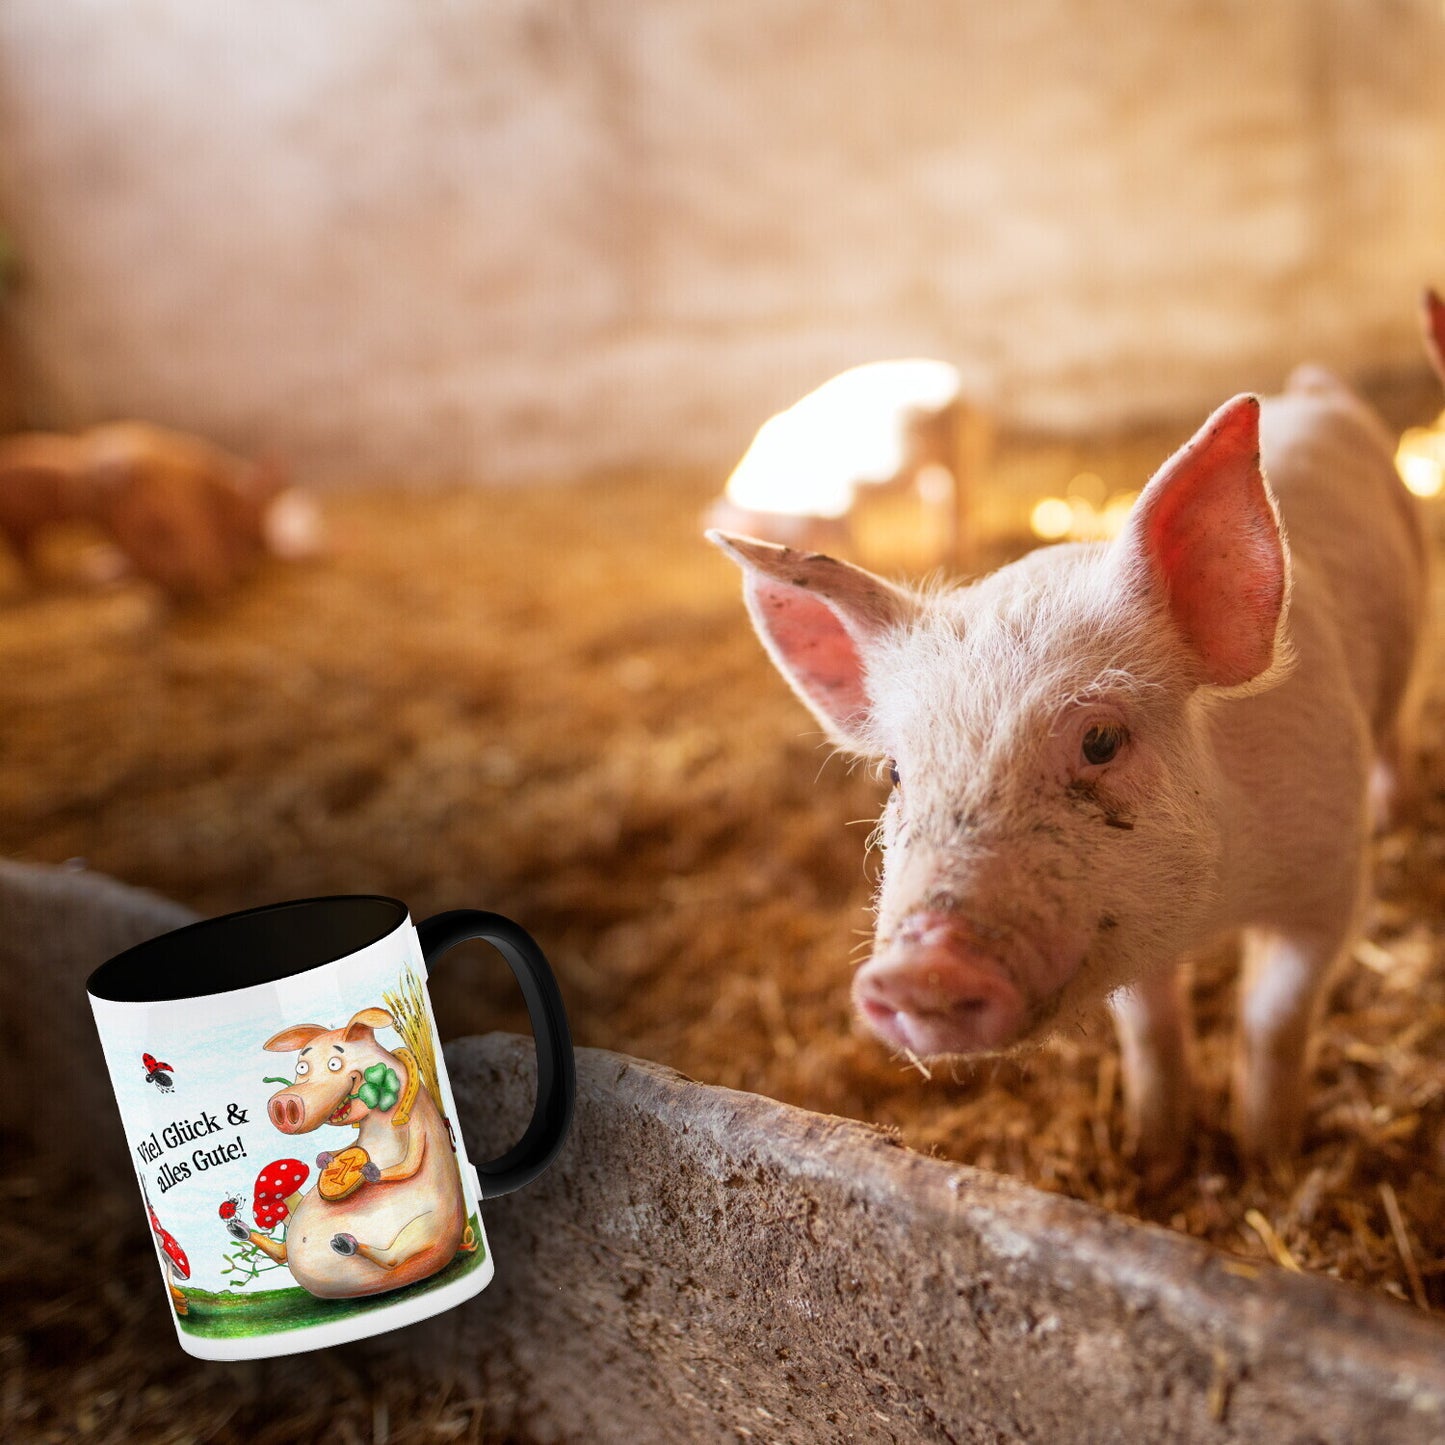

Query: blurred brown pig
<box><xmin>0</xmin><ymin>420</ymin><xmax>322</xmax><ymax>599</ymax></box>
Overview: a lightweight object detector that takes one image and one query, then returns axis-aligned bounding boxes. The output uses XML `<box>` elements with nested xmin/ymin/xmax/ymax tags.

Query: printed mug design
<box><xmin>226</xmin><ymin>998</ymin><xmax>475</xmax><ymax>1296</ymax></box>
<box><xmin>131</xmin><ymin>963</ymin><xmax>485</xmax><ymax>1340</ymax></box>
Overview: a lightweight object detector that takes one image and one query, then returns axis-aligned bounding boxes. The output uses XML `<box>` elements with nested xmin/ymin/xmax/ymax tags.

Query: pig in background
<box><xmin>0</xmin><ymin>420</ymin><xmax>322</xmax><ymax>600</ymax></box>
<box><xmin>711</xmin><ymin>319</ymin><xmax>1434</xmax><ymax>1185</ymax></box>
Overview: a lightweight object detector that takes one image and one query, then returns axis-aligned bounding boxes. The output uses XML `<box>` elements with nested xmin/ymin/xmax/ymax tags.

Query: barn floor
<box><xmin>7</xmin><ymin>400</ymin><xmax>1445</xmax><ymax>1439</ymax></box>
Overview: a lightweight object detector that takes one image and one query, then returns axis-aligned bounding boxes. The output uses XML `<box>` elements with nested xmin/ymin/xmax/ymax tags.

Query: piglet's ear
<box><xmin>1423</xmin><ymin>289</ymin><xmax>1445</xmax><ymax>387</ymax></box>
<box><xmin>706</xmin><ymin>531</ymin><xmax>916</xmax><ymax>752</ymax></box>
<box><xmin>1118</xmin><ymin>394</ymin><xmax>1287</xmax><ymax>688</ymax></box>
<box><xmin>344</xmin><ymin>1007</ymin><xmax>393</xmax><ymax>1041</ymax></box>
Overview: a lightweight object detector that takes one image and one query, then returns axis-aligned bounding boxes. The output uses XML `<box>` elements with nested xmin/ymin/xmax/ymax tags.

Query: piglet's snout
<box><xmin>854</xmin><ymin>912</ymin><xmax>1025</xmax><ymax>1057</ymax></box>
<box><xmin>269</xmin><ymin>1092</ymin><xmax>305</xmax><ymax>1132</ymax></box>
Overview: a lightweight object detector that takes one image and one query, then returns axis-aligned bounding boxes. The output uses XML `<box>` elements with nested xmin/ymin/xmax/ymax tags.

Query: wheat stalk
<box><xmin>383</xmin><ymin>965</ymin><xmax>444</xmax><ymax>1113</ymax></box>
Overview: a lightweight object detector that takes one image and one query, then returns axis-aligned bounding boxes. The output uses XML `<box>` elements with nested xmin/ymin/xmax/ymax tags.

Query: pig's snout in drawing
<box><xmin>854</xmin><ymin>912</ymin><xmax>1027</xmax><ymax>1054</ymax></box>
<box><xmin>265</xmin><ymin>1067</ymin><xmax>360</xmax><ymax>1134</ymax></box>
<box><xmin>268</xmin><ymin>1092</ymin><xmax>307</xmax><ymax>1132</ymax></box>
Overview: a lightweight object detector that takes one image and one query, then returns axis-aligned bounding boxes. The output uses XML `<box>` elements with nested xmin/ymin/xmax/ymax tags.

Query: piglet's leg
<box><xmin>1370</xmin><ymin>711</ymin><xmax>1422</xmax><ymax>834</ymax></box>
<box><xmin>1110</xmin><ymin>963</ymin><xmax>1193</xmax><ymax>1189</ymax></box>
<box><xmin>1232</xmin><ymin>928</ymin><xmax>1340</xmax><ymax>1167</ymax></box>
<box><xmin>331</xmin><ymin>1210</ymin><xmax>434</xmax><ymax>1271</ymax></box>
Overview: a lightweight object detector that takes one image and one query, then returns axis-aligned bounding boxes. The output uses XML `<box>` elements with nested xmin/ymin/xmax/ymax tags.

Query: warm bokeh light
<box><xmin>1030</xmin><ymin>497</ymin><xmax>1073</xmax><ymax>539</ymax></box>
<box><xmin>723</xmin><ymin>360</ymin><xmax>960</xmax><ymax>519</ymax></box>
<box><xmin>1065</xmin><ymin>470</ymin><xmax>1107</xmax><ymax>507</ymax></box>
<box><xmin>1100</xmin><ymin>490</ymin><xmax>1139</xmax><ymax>536</ymax></box>
<box><xmin>1031</xmin><ymin>487</ymin><xmax>1138</xmax><ymax>542</ymax></box>
<box><xmin>1400</xmin><ymin>453</ymin><xmax>1443</xmax><ymax>499</ymax></box>
<box><xmin>1397</xmin><ymin>415</ymin><xmax>1445</xmax><ymax>499</ymax></box>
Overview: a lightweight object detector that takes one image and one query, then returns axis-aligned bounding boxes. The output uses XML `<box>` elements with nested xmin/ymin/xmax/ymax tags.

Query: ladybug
<box><xmin>142</xmin><ymin>1053</ymin><xmax>175</xmax><ymax>1092</ymax></box>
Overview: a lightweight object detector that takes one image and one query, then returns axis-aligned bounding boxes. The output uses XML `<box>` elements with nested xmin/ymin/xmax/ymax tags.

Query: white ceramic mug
<box><xmin>87</xmin><ymin>895</ymin><xmax>574</xmax><ymax>1361</ymax></box>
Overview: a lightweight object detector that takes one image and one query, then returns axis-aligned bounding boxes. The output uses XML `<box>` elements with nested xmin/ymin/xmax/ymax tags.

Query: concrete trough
<box><xmin>430</xmin><ymin>1034</ymin><xmax>1445</xmax><ymax>1445</ymax></box>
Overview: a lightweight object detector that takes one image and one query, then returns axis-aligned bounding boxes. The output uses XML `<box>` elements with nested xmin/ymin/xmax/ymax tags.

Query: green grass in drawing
<box><xmin>219</xmin><ymin>1232</ymin><xmax>289</xmax><ymax>1288</ymax></box>
<box><xmin>177</xmin><ymin>1215</ymin><xmax>485</xmax><ymax>1339</ymax></box>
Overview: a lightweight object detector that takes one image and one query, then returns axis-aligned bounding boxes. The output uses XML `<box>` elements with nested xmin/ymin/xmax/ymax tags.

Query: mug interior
<box><xmin>87</xmin><ymin>894</ymin><xmax>409</xmax><ymax>1003</ymax></box>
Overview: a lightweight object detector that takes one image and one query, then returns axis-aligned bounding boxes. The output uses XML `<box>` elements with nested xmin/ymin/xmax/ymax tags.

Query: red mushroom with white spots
<box><xmin>142</xmin><ymin>1182</ymin><xmax>191</xmax><ymax>1317</ymax></box>
<box><xmin>239</xmin><ymin>1159</ymin><xmax>309</xmax><ymax>1236</ymax></box>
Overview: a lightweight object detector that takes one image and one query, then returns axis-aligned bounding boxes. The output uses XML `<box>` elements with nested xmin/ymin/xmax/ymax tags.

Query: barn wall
<box><xmin>0</xmin><ymin>0</ymin><xmax>1443</xmax><ymax>485</ymax></box>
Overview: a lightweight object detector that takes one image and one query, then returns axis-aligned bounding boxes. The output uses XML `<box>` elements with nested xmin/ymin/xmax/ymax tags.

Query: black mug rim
<box><xmin>86</xmin><ymin>894</ymin><xmax>410</xmax><ymax>1004</ymax></box>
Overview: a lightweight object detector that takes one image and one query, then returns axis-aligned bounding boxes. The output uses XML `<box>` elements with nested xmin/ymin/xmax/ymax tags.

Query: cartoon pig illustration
<box><xmin>228</xmin><ymin>1007</ymin><xmax>469</xmax><ymax>1298</ymax></box>
<box><xmin>710</xmin><ymin>364</ymin><xmax>1426</xmax><ymax>1181</ymax></box>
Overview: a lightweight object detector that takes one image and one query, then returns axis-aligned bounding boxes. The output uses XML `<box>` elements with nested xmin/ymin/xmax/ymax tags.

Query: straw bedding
<box><xmin>6</xmin><ymin>409</ymin><xmax>1445</xmax><ymax>1439</ymax></box>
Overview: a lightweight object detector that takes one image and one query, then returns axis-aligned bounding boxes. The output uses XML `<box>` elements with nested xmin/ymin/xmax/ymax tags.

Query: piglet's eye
<box><xmin>1081</xmin><ymin>724</ymin><xmax>1127</xmax><ymax>766</ymax></box>
<box><xmin>887</xmin><ymin>759</ymin><xmax>900</xmax><ymax>786</ymax></box>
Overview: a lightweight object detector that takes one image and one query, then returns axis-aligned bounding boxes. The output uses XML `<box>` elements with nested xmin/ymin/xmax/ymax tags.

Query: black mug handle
<box><xmin>417</xmin><ymin>909</ymin><xmax>575</xmax><ymax>1199</ymax></box>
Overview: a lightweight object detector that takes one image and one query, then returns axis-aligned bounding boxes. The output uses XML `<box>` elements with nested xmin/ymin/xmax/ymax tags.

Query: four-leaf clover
<box><xmin>357</xmin><ymin>1062</ymin><xmax>400</xmax><ymax>1112</ymax></box>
